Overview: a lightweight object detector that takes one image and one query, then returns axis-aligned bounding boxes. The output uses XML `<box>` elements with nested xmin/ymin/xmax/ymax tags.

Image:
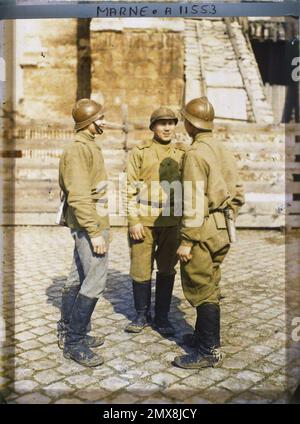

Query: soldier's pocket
<box><xmin>207</xmin><ymin>229</ymin><xmax>230</xmax><ymax>255</ymax></box>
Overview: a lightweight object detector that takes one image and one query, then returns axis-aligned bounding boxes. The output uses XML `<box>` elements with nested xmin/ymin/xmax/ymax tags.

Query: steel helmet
<box><xmin>149</xmin><ymin>107</ymin><xmax>178</xmax><ymax>130</ymax></box>
<box><xmin>72</xmin><ymin>98</ymin><xmax>104</xmax><ymax>131</ymax></box>
<box><xmin>180</xmin><ymin>97</ymin><xmax>215</xmax><ymax>130</ymax></box>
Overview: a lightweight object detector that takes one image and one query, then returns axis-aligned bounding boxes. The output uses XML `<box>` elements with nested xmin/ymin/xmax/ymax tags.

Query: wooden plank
<box><xmin>286</xmin><ymin>135</ymin><xmax>300</xmax><ymax>146</ymax></box>
<box><xmin>4</xmin><ymin>122</ymin><xmax>300</xmax><ymax>137</ymax></box>
<box><xmin>1</xmin><ymin>213</ymin><xmax>127</xmax><ymax>227</ymax></box>
<box><xmin>0</xmin><ymin>212</ymin><xmax>290</xmax><ymax>228</ymax></box>
<box><xmin>234</xmin><ymin>153</ymin><xmax>285</xmax><ymax>162</ymax></box>
<box><xmin>195</xmin><ymin>21</ymin><xmax>207</xmax><ymax>97</ymax></box>
<box><xmin>3</xmin><ymin>182</ymin><xmax>124</xmax><ymax>213</ymax></box>
<box><xmin>225</xmin><ymin>142</ymin><xmax>285</xmax><ymax>153</ymax></box>
<box><xmin>285</xmin><ymin>215</ymin><xmax>300</xmax><ymax>227</ymax></box>
<box><xmin>3</xmin><ymin>123</ymin><xmax>295</xmax><ymax>139</ymax></box>
<box><xmin>14</xmin><ymin>168</ymin><xmax>59</xmax><ymax>180</ymax></box>
<box><xmin>3</xmin><ymin>157</ymin><xmax>58</xmax><ymax>167</ymax></box>
<box><xmin>224</xmin><ymin>18</ymin><xmax>257</xmax><ymax>123</ymax></box>
<box><xmin>287</xmin><ymin>182</ymin><xmax>300</xmax><ymax>194</ymax></box>
<box><xmin>243</xmin><ymin>181</ymin><xmax>285</xmax><ymax>194</ymax></box>
<box><xmin>214</xmin><ymin>123</ymin><xmax>285</xmax><ymax>134</ymax></box>
<box><xmin>240</xmin><ymin>161</ymin><xmax>300</xmax><ymax>170</ymax></box>
<box><xmin>288</xmin><ymin>202</ymin><xmax>300</xmax><ymax>214</ymax></box>
<box><xmin>236</xmin><ymin>214</ymin><xmax>285</xmax><ymax>228</ymax></box>
<box><xmin>286</xmin><ymin>143</ymin><xmax>300</xmax><ymax>154</ymax></box>
<box><xmin>3</xmin><ymin>137</ymin><xmax>126</xmax><ymax>151</ymax></box>
<box><xmin>240</xmin><ymin>201</ymin><xmax>286</xmax><ymax>216</ymax></box>
<box><xmin>8</xmin><ymin>139</ymin><xmax>291</xmax><ymax>156</ymax></box>
<box><xmin>4</xmin><ymin>184</ymin><xmax>292</xmax><ymax>221</ymax></box>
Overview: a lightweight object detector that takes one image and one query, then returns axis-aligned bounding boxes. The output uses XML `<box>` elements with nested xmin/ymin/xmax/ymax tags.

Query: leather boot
<box><xmin>125</xmin><ymin>280</ymin><xmax>151</xmax><ymax>333</ymax></box>
<box><xmin>57</xmin><ymin>286</ymin><xmax>103</xmax><ymax>349</ymax></box>
<box><xmin>57</xmin><ymin>285</ymin><xmax>79</xmax><ymax>349</ymax></box>
<box><xmin>181</xmin><ymin>312</ymin><xmax>201</xmax><ymax>348</ymax></box>
<box><xmin>64</xmin><ymin>293</ymin><xmax>104</xmax><ymax>367</ymax></box>
<box><xmin>182</xmin><ymin>304</ymin><xmax>220</xmax><ymax>348</ymax></box>
<box><xmin>153</xmin><ymin>273</ymin><xmax>175</xmax><ymax>336</ymax></box>
<box><xmin>174</xmin><ymin>303</ymin><xmax>225</xmax><ymax>369</ymax></box>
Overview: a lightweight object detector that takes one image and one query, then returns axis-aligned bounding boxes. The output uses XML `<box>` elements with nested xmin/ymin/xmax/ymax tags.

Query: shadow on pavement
<box><xmin>46</xmin><ymin>276</ymin><xmax>66</xmax><ymax>310</ymax></box>
<box><xmin>289</xmin><ymin>383</ymin><xmax>300</xmax><ymax>404</ymax></box>
<box><xmin>46</xmin><ymin>269</ymin><xmax>195</xmax><ymax>353</ymax></box>
<box><xmin>102</xmin><ymin>270</ymin><xmax>195</xmax><ymax>354</ymax></box>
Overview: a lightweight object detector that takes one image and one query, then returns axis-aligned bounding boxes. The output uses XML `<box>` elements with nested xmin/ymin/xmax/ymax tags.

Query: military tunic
<box><xmin>59</xmin><ymin>129</ymin><xmax>110</xmax><ymax>300</ymax></box>
<box><xmin>59</xmin><ymin>130</ymin><xmax>110</xmax><ymax>238</ymax></box>
<box><xmin>124</xmin><ymin>138</ymin><xmax>186</xmax><ymax>282</ymax></box>
<box><xmin>180</xmin><ymin>132</ymin><xmax>245</xmax><ymax>307</ymax></box>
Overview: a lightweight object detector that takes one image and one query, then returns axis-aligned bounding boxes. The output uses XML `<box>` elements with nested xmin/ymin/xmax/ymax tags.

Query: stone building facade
<box><xmin>1</xmin><ymin>17</ymin><xmax>299</xmax><ymax>228</ymax></box>
<box><xmin>16</xmin><ymin>18</ymin><xmax>185</xmax><ymax>127</ymax></box>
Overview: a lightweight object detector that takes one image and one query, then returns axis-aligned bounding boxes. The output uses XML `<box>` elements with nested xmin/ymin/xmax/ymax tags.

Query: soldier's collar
<box><xmin>75</xmin><ymin>129</ymin><xmax>96</xmax><ymax>143</ymax></box>
<box><xmin>192</xmin><ymin>132</ymin><xmax>213</xmax><ymax>145</ymax></box>
<box><xmin>153</xmin><ymin>136</ymin><xmax>172</xmax><ymax>146</ymax></box>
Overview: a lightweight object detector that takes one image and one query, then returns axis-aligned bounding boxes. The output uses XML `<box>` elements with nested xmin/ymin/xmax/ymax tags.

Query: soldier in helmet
<box><xmin>174</xmin><ymin>97</ymin><xmax>245</xmax><ymax>369</ymax></box>
<box><xmin>57</xmin><ymin>98</ymin><xmax>110</xmax><ymax>367</ymax></box>
<box><xmin>124</xmin><ymin>107</ymin><xmax>186</xmax><ymax>335</ymax></box>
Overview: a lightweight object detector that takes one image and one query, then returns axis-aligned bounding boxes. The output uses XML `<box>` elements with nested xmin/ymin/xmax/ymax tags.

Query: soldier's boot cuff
<box><xmin>63</xmin><ymin>294</ymin><xmax>103</xmax><ymax>367</ymax></box>
<box><xmin>57</xmin><ymin>285</ymin><xmax>81</xmax><ymax>348</ymax></box>
<box><xmin>182</xmin><ymin>332</ymin><xmax>200</xmax><ymax>348</ymax></box>
<box><xmin>153</xmin><ymin>314</ymin><xmax>175</xmax><ymax>336</ymax></box>
<box><xmin>125</xmin><ymin>280</ymin><xmax>152</xmax><ymax>333</ymax></box>
<box><xmin>153</xmin><ymin>273</ymin><xmax>175</xmax><ymax>335</ymax></box>
<box><xmin>65</xmin><ymin>293</ymin><xmax>98</xmax><ymax>347</ymax></box>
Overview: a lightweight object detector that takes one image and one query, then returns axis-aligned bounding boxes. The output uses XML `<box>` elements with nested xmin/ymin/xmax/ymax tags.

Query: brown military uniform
<box><xmin>58</xmin><ymin>98</ymin><xmax>109</xmax><ymax>368</ymax></box>
<box><xmin>125</xmin><ymin>138</ymin><xmax>186</xmax><ymax>281</ymax></box>
<box><xmin>180</xmin><ymin>132</ymin><xmax>245</xmax><ymax>307</ymax></box>
<box><xmin>59</xmin><ymin>129</ymin><xmax>110</xmax><ymax>238</ymax></box>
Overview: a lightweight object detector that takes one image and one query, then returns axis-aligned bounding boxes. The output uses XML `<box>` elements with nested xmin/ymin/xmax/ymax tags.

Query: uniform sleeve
<box><xmin>124</xmin><ymin>147</ymin><xmax>143</xmax><ymax>226</ymax></box>
<box><xmin>63</xmin><ymin>144</ymin><xmax>102</xmax><ymax>238</ymax></box>
<box><xmin>180</xmin><ymin>151</ymin><xmax>208</xmax><ymax>246</ymax></box>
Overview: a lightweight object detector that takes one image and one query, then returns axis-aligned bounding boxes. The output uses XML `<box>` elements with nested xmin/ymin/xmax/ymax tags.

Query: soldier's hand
<box><xmin>129</xmin><ymin>223</ymin><xmax>146</xmax><ymax>241</ymax></box>
<box><xmin>177</xmin><ymin>245</ymin><xmax>192</xmax><ymax>263</ymax></box>
<box><xmin>91</xmin><ymin>235</ymin><xmax>107</xmax><ymax>255</ymax></box>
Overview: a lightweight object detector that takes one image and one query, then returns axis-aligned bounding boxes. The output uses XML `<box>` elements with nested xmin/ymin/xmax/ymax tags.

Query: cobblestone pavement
<box><xmin>1</xmin><ymin>227</ymin><xmax>299</xmax><ymax>404</ymax></box>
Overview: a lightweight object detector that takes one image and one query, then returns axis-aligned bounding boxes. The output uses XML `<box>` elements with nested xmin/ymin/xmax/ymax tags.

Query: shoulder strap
<box><xmin>132</xmin><ymin>139</ymin><xmax>153</xmax><ymax>174</ymax></box>
<box><xmin>136</xmin><ymin>139</ymin><xmax>153</xmax><ymax>150</ymax></box>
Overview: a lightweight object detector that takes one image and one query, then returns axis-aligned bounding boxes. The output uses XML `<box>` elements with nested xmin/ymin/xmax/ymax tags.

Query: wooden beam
<box><xmin>5</xmin><ymin>122</ymin><xmax>300</xmax><ymax>138</ymax></box>
<box><xmin>195</xmin><ymin>21</ymin><xmax>207</xmax><ymax>97</ymax></box>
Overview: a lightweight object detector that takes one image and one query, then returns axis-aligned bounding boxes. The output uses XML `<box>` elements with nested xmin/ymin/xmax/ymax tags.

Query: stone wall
<box><xmin>18</xmin><ymin>19</ymin><xmax>184</xmax><ymax>127</ymax></box>
<box><xmin>19</xmin><ymin>19</ymin><xmax>77</xmax><ymax>125</ymax></box>
<box><xmin>6</xmin><ymin>18</ymin><xmax>298</xmax><ymax>228</ymax></box>
<box><xmin>91</xmin><ymin>29</ymin><xmax>184</xmax><ymax>124</ymax></box>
